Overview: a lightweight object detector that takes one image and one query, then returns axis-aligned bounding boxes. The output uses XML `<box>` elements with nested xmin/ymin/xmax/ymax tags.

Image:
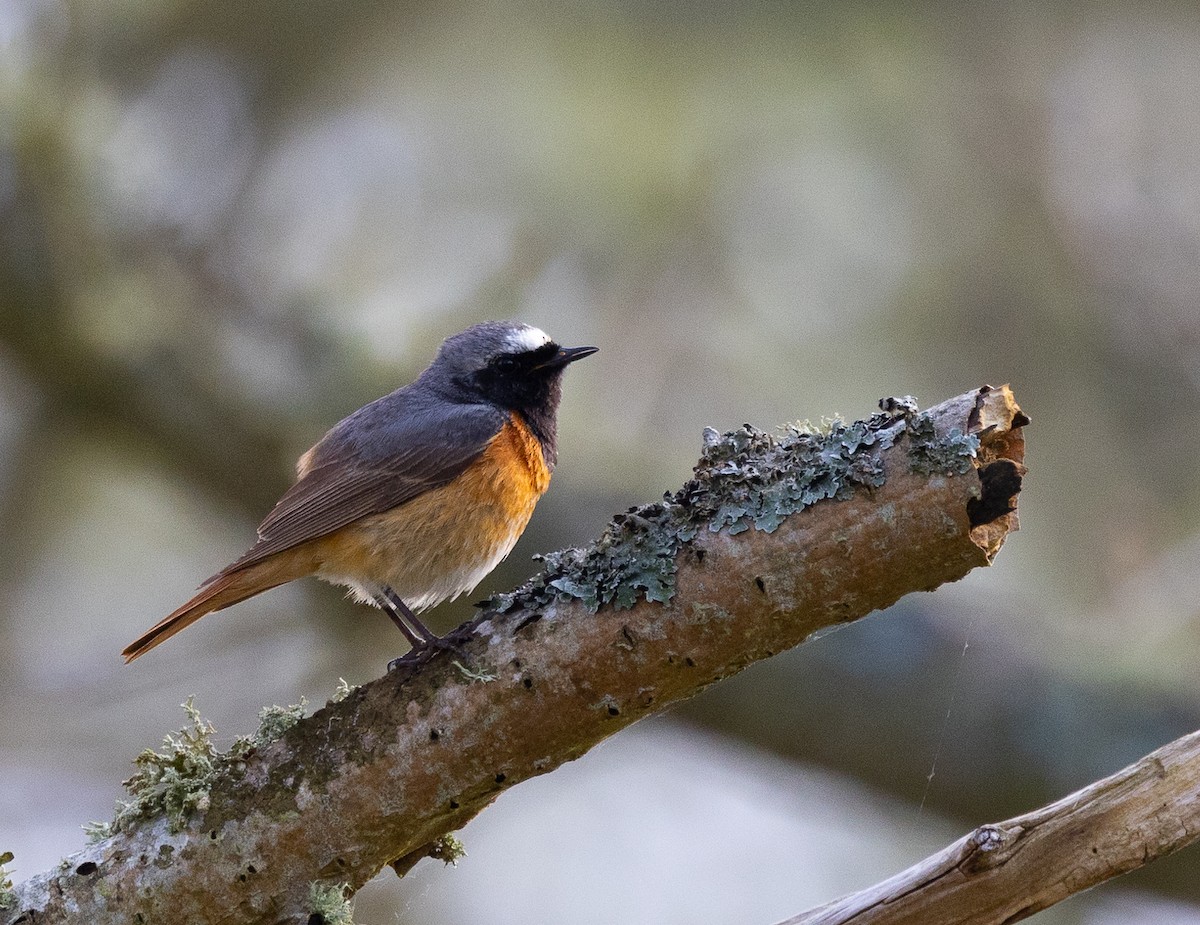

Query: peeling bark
<box><xmin>3</xmin><ymin>386</ymin><xmax>1026</xmax><ymax>925</ymax></box>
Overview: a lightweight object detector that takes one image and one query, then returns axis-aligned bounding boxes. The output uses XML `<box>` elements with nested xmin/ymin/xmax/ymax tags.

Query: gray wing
<box><xmin>217</xmin><ymin>394</ymin><xmax>507</xmax><ymax>577</ymax></box>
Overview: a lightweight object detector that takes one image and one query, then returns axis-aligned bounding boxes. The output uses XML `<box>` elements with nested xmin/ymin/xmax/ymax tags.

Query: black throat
<box><xmin>513</xmin><ymin>378</ymin><xmax>563</xmax><ymax>471</ymax></box>
<box><xmin>464</xmin><ymin>361</ymin><xmax>566</xmax><ymax>470</ymax></box>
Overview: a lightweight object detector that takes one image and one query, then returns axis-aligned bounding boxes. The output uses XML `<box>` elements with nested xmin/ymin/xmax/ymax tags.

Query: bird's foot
<box><xmin>387</xmin><ymin>631</ymin><xmax>472</xmax><ymax>673</ymax></box>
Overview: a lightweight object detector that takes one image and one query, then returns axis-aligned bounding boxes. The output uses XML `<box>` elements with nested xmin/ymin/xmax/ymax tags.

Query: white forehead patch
<box><xmin>505</xmin><ymin>325</ymin><xmax>551</xmax><ymax>353</ymax></box>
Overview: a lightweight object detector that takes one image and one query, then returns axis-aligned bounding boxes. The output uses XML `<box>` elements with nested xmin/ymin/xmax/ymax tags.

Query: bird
<box><xmin>122</xmin><ymin>321</ymin><xmax>597</xmax><ymax>663</ymax></box>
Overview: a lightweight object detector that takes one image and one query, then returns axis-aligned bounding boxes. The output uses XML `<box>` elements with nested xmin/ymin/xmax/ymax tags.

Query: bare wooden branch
<box><xmin>2</xmin><ymin>386</ymin><xmax>1025</xmax><ymax>925</ymax></box>
<box><xmin>782</xmin><ymin>725</ymin><xmax>1200</xmax><ymax>925</ymax></box>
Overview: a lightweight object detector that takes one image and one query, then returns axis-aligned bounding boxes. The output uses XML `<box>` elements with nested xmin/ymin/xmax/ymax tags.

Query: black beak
<box><xmin>538</xmin><ymin>344</ymin><xmax>599</xmax><ymax>369</ymax></box>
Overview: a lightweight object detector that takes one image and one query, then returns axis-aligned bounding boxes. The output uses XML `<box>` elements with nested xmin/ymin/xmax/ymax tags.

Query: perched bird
<box><xmin>122</xmin><ymin>321</ymin><xmax>597</xmax><ymax>663</ymax></box>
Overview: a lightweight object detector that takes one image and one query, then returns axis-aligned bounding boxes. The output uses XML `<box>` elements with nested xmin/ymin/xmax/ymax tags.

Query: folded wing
<box><xmin>216</xmin><ymin>396</ymin><xmax>507</xmax><ymax>579</ymax></box>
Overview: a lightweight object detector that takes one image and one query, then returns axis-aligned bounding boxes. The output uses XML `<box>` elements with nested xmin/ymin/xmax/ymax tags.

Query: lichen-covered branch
<box><xmin>2</xmin><ymin>386</ymin><xmax>1026</xmax><ymax>925</ymax></box>
<box><xmin>782</xmin><ymin>724</ymin><xmax>1200</xmax><ymax>925</ymax></box>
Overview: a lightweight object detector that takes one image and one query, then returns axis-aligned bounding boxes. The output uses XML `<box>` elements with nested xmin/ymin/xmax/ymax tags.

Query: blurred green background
<box><xmin>4</xmin><ymin>1</ymin><xmax>1200</xmax><ymax>922</ymax></box>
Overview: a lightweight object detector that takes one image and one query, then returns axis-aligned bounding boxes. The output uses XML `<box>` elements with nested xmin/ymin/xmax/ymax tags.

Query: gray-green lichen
<box><xmin>250</xmin><ymin>698</ymin><xmax>308</xmax><ymax>749</ymax></box>
<box><xmin>485</xmin><ymin>398</ymin><xmax>978</xmax><ymax>616</ymax></box>
<box><xmin>427</xmin><ymin>834</ymin><xmax>467</xmax><ymax>866</ymax></box>
<box><xmin>82</xmin><ymin>820</ymin><xmax>113</xmax><ymax>844</ymax></box>
<box><xmin>452</xmin><ymin>660</ymin><xmax>497</xmax><ymax>683</ymax></box>
<box><xmin>0</xmin><ymin>851</ymin><xmax>15</xmax><ymax>910</ymax></box>
<box><xmin>103</xmin><ymin>691</ymin><xmax>321</xmax><ymax>834</ymax></box>
<box><xmin>111</xmin><ymin>698</ymin><xmax>222</xmax><ymax>833</ymax></box>
<box><xmin>905</xmin><ymin>410</ymin><xmax>980</xmax><ymax>476</ymax></box>
<box><xmin>307</xmin><ymin>881</ymin><xmax>354</xmax><ymax>925</ymax></box>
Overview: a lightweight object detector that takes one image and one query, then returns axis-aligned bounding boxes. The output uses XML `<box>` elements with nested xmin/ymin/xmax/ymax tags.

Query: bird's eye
<box><xmin>493</xmin><ymin>355</ymin><xmax>519</xmax><ymax>371</ymax></box>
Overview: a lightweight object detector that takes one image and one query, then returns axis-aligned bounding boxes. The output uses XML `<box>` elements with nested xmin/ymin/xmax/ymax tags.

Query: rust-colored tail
<box><xmin>123</xmin><ymin>553</ymin><xmax>310</xmax><ymax>663</ymax></box>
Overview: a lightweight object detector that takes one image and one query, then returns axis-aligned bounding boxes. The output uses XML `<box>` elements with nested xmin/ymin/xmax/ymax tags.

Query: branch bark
<box><xmin>782</xmin><ymin>726</ymin><xmax>1200</xmax><ymax>925</ymax></box>
<box><xmin>3</xmin><ymin>385</ymin><xmax>1026</xmax><ymax>925</ymax></box>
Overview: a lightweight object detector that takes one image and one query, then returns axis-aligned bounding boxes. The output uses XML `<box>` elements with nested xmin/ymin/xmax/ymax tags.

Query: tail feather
<box><xmin>123</xmin><ymin>554</ymin><xmax>310</xmax><ymax>663</ymax></box>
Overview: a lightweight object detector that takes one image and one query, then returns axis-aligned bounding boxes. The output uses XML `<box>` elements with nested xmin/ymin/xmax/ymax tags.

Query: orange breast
<box><xmin>311</xmin><ymin>414</ymin><xmax>552</xmax><ymax>610</ymax></box>
<box><xmin>491</xmin><ymin>412</ymin><xmax>552</xmax><ymax>496</ymax></box>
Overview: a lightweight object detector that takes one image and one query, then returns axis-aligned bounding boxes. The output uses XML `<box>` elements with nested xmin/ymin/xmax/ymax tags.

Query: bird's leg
<box><xmin>379</xmin><ymin>588</ymin><xmax>451</xmax><ymax>672</ymax></box>
<box><xmin>373</xmin><ymin>592</ymin><xmax>425</xmax><ymax>649</ymax></box>
<box><xmin>382</xmin><ymin>588</ymin><xmax>439</xmax><ymax>643</ymax></box>
<box><xmin>379</xmin><ymin>588</ymin><xmax>473</xmax><ymax>672</ymax></box>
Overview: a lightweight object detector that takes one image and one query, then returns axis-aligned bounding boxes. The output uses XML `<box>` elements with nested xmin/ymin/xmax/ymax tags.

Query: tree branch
<box><xmin>2</xmin><ymin>386</ymin><xmax>1026</xmax><ymax>925</ymax></box>
<box><xmin>782</xmin><ymin>725</ymin><xmax>1200</xmax><ymax>925</ymax></box>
